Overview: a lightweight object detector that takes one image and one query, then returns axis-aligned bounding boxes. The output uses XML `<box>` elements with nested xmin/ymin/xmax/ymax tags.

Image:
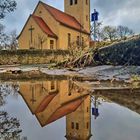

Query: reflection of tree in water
<box><xmin>0</xmin><ymin>83</ymin><xmax>27</xmax><ymax>140</ymax></box>
<box><xmin>0</xmin><ymin>83</ymin><xmax>19</xmax><ymax>106</ymax></box>
<box><xmin>0</xmin><ymin>111</ymin><xmax>22</xmax><ymax>140</ymax></box>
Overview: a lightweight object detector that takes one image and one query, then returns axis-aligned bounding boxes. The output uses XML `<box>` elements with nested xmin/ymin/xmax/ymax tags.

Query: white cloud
<box><xmin>91</xmin><ymin>0</ymin><xmax>140</xmax><ymax>33</ymax></box>
<box><xmin>1</xmin><ymin>0</ymin><xmax>140</xmax><ymax>34</ymax></box>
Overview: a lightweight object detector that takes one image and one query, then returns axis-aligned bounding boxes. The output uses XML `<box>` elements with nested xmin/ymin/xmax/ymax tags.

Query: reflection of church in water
<box><xmin>19</xmin><ymin>79</ymin><xmax>94</xmax><ymax>140</ymax></box>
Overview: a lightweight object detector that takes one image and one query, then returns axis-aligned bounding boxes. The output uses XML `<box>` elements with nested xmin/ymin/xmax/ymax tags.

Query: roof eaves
<box><xmin>41</xmin><ymin>2</ymin><xmax>90</xmax><ymax>35</ymax></box>
<box><xmin>60</xmin><ymin>22</ymin><xmax>90</xmax><ymax>35</ymax></box>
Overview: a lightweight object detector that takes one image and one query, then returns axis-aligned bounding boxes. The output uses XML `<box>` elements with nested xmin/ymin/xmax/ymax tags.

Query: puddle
<box><xmin>0</xmin><ymin>77</ymin><xmax>140</xmax><ymax>140</ymax></box>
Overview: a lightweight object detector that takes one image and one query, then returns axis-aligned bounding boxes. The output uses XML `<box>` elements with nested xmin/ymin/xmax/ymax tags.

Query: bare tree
<box><xmin>0</xmin><ymin>23</ymin><xmax>9</xmax><ymax>49</ymax></box>
<box><xmin>9</xmin><ymin>30</ymin><xmax>18</xmax><ymax>50</ymax></box>
<box><xmin>101</xmin><ymin>26</ymin><xmax>117</xmax><ymax>42</ymax></box>
<box><xmin>0</xmin><ymin>111</ymin><xmax>22</xmax><ymax>139</ymax></box>
<box><xmin>0</xmin><ymin>84</ymin><xmax>26</xmax><ymax>139</ymax></box>
<box><xmin>0</xmin><ymin>0</ymin><xmax>17</xmax><ymax>49</ymax></box>
<box><xmin>117</xmin><ymin>25</ymin><xmax>134</xmax><ymax>39</ymax></box>
<box><xmin>0</xmin><ymin>27</ymin><xmax>18</xmax><ymax>50</ymax></box>
<box><xmin>90</xmin><ymin>22</ymin><xmax>102</xmax><ymax>41</ymax></box>
<box><xmin>0</xmin><ymin>0</ymin><xmax>17</xmax><ymax>19</ymax></box>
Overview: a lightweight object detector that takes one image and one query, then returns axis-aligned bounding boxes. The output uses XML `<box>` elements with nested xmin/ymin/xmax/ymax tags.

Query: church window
<box><xmin>51</xmin><ymin>81</ymin><xmax>55</xmax><ymax>90</ymax></box>
<box><xmin>70</xmin><ymin>0</ymin><xmax>73</xmax><ymax>5</ymax></box>
<box><xmin>50</xmin><ymin>40</ymin><xmax>54</xmax><ymax>49</ymax></box>
<box><xmin>86</xmin><ymin>15</ymin><xmax>88</xmax><ymax>21</ymax></box>
<box><xmin>87</xmin><ymin>107</ymin><xmax>89</xmax><ymax>112</ymax></box>
<box><xmin>75</xmin><ymin>0</ymin><xmax>77</xmax><ymax>4</ymax></box>
<box><xmin>76</xmin><ymin>123</ymin><xmax>79</xmax><ymax>130</ymax></box>
<box><xmin>82</xmin><ymin>37</ymin><xmax>84</xmax><ymax>45</ymax></box>
<box><xmin>86</xmin><ymin>0</ymin><xmax>88</xmax><ymax>5</ymax></box>
<box><xmin>87</xmin><ymin>122</ymin><xmax>89</xmax><ymax>129</ymax></box>
<box><xmin>77</xmin><ymin>36</ymin><xmax>80</xmax><ymax>45</ymax></box>
<box><xmin>71</xmin><ymin>122</ymin><xmax>74</xmax><ymax>129</ymax></box>
<box><xmin>68</xmin><ymin>33</ymin><xmax>71</xmax><ymax>47</ymax></box>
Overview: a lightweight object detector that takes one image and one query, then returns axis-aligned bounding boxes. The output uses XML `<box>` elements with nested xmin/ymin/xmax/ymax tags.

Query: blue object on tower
<box><xmin>91</xmin><ymin>10</ymin><xmax>99</xmax><ymax>21</ymax></box>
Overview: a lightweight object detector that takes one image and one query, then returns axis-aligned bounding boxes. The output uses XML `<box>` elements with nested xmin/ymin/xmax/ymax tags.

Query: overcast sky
<box><xmin>1</xmin><ymin>0</ymin><xmax>140</xmax><ymax>34</ymax></box>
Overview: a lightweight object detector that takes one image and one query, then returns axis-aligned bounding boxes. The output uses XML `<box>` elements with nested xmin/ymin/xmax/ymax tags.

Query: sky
<box><xmin>1</xmin><ymin>0</ymin><xmax>140</xmax><ymax>34</ymax></box>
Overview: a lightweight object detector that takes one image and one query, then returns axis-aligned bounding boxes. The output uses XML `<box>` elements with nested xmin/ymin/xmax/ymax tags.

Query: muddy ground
<box><xmin>0</xmin><ymin>65</ymin><xmax>140</xmax><ymax>89</ymax></box>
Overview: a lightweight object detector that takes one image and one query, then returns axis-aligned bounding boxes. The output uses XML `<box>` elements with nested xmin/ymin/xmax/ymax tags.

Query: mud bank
<box><xmin>0</xmin><ymin>65</ymin><xmax>140</xmax><ymax>83</ymax></box>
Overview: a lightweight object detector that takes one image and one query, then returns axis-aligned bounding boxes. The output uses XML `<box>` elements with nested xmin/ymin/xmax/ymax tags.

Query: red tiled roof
<box><xmin>35</xmin><ymin>93</ymin><xmax>57</xmax><ymax>114</ymax></box>
<box><xmin>45</xmin><ymin>96</ymin><xmax>87</xmax><ymax>125</ymax></box>
<box><xmin>32</xmin><ymin>15</ymin><xmax>57</xmax><ymax>38</ymax></box>
<box><xmin>41</xmin><ymin>2</ymin><xmax>89</xmax><ymax>34</ymax></box>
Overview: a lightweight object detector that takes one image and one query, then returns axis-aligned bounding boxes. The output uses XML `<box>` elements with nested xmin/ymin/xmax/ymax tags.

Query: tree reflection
<box><xmin>0</xmin><ymin>111</ymin><xmax>22</xmax><ymax>139</ymax></box>
<box><xmin>0</xmin><ymin>83</ymin><xmax>19</xmax><ymax>106</ymax></box>
<box><xmin>0</xmin><ymin>83</ymin><xmax>27</xmax><ymax>140</ymax></box>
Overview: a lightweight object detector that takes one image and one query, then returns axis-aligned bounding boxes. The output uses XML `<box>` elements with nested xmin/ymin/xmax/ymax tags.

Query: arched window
<box><xmin>50</xmin><ymin>81</ymin><xmax>55</xmax><ymax>90</ymax></box>
<box><xmin>50</xmin><ymin>40</ymin><xmax>54</xmax><ymax>50</ymax></box>
<box><xmin>70</xmin><ymin>0</ymin><xmax>73</xmax><ymax>5</ymax></box>
<box><xmin>77</xmin><ymin>36</ymin><xmax>80</xmax><ymax>45</ymax></box>
<box><xmin>87</xmin><ymin>122</ymin><xmax>89</xmax><ymax>129</ymax></box>
<box><xmin>68</xmin><ymin>33</ymin><xmax>71</xmax><ymax>47</ymax></box>
<box><xmin>71</xmin><ymin>122</ymin><xmax>74</xmax><ymax>129</ymax></box>
<box><xmin>76</xmin><ymin>123</ymin><xmax>79</xmax><ymax>130</ymax></box>
<box><xmin>86</xmin><ymin>15</ymin><xmax>88</xmax><ymax>21</ymax></box>
<box><xmin>87</xmin><ymin>107</ymin><xmax>89</xmax><ymax>112</ymax></box>
<box><xmin>75</xmin><ymin>0</ymin><xmax>77</xmax><ymax>4</ymax></box>
<box><xmin>86</xmin><ymin>0</ymin><xmax>88</xmax><ymax>5</ymax></box>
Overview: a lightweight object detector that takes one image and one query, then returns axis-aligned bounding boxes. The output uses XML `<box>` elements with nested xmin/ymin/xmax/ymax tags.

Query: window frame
<box><xmin>70</xmin><ymin>0</ymin><xmax>73</xmax><ymax>5</ymax></box>
<box><xmin>71</xmin><ymin>122</ymin><xmax>74</xmax><ymax>129</ymax></box>
<box><xmin>77</xmin><ymin>36</ymin><xmax>80</xmax><ymax>45</ymax></box>
<box><xmin>50</xmin><ymin>40</ymin><xmax>54</xmax><ymax>50</ymax></box>
<box><xmin>87</xmin><ymin>122</ymin><xmax>89</xmax><ymax>129</ymax></box>
<box><xmin>86</xmin><ymin>15</ymin><xmax>88</xmax><ymax>21</ymax></box>
<box><xmin>68</xmin><ymin>33</ymin><xmax>71</xmax><ymax>47</ymax></box>
<box><xmin>50</xmin><ymin>81</ymin><xmax>55</xmax><ymax>90</ymax></box>
<box><xmin>82</xmin><ymin>37</ymin><xmax>84</xmax><ymax>46</ymax></box>
<box><xmin>76</xmin><ymin>123</ymin><xmax>79</xmax><ymax>130</ymax></box>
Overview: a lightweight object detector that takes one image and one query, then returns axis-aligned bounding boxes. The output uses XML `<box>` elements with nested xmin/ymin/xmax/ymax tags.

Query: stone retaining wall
<box><xmin>0</xmin><ymin>49</ymin><xmax>69</xmax><ymax>65</ymax></box>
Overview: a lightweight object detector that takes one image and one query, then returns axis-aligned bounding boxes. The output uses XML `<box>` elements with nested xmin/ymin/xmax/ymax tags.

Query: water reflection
<box><xmin>0</xmin><ymin>111</ymin><xmax>22</xmax><ymax>140</ymax></box>
<box><xmin>1</xmin><ymin>78</ymin><xmax>140</xmax><ymax>140</ymax></box>
<box><xmin>0</xmin><ymin>84</ymin><xmax>23</xmax><ymax>140</ymax></box>
<box><xmin>92</xmin><ymin>88</ymin><xmax>140</xmax><ymax>115</ymax></box>
<box><xmin>19</xmin><ymin>79</ymin><xmax>92</xmax><ymax>140</ymax></box>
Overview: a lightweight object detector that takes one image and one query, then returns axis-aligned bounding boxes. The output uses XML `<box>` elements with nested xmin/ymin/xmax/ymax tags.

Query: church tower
<box><xmin>64</xmin><ymin>0</ymin><xmax>90</xmax><ymax>33</ymax></box>
<box><xmin>65</xmin><ymin>96</ymin><xmax>92</xmax><ymax>140</ymax></box>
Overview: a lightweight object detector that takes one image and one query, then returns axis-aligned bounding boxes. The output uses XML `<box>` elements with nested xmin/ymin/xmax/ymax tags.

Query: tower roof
<box><xmin>41</xmin><ymin>1</ymin><xmax>89</xmax><ymax>34</ymax></box>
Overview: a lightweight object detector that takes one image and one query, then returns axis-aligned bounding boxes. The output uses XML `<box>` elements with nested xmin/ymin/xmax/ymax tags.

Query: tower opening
<box><xmin>64</xmin><ymin>0</ymin><xmax>90</xmax><ymax>33</ymax></box>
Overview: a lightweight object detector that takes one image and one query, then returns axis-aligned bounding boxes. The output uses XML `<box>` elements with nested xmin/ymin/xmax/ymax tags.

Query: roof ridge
<box><xmin>41</xmin><ymin>1</ymin><xmax>73</xmax><ymax>17</ymax></box>
<box><xmin>40</xmin><ymin>1</ymin><xmax>83</xmax><ymax>27</ymax></box>
<box><xmin>39</xmin><ymin>1</ymin><xmax>89</xmax><ymax>34</ymax></box>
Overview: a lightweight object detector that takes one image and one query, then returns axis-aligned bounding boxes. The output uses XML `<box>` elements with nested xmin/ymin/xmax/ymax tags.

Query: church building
<box><xmin>18</xmin><ymin>0</ymin><xmax>90</xmax><ymax>50</ymax></box>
